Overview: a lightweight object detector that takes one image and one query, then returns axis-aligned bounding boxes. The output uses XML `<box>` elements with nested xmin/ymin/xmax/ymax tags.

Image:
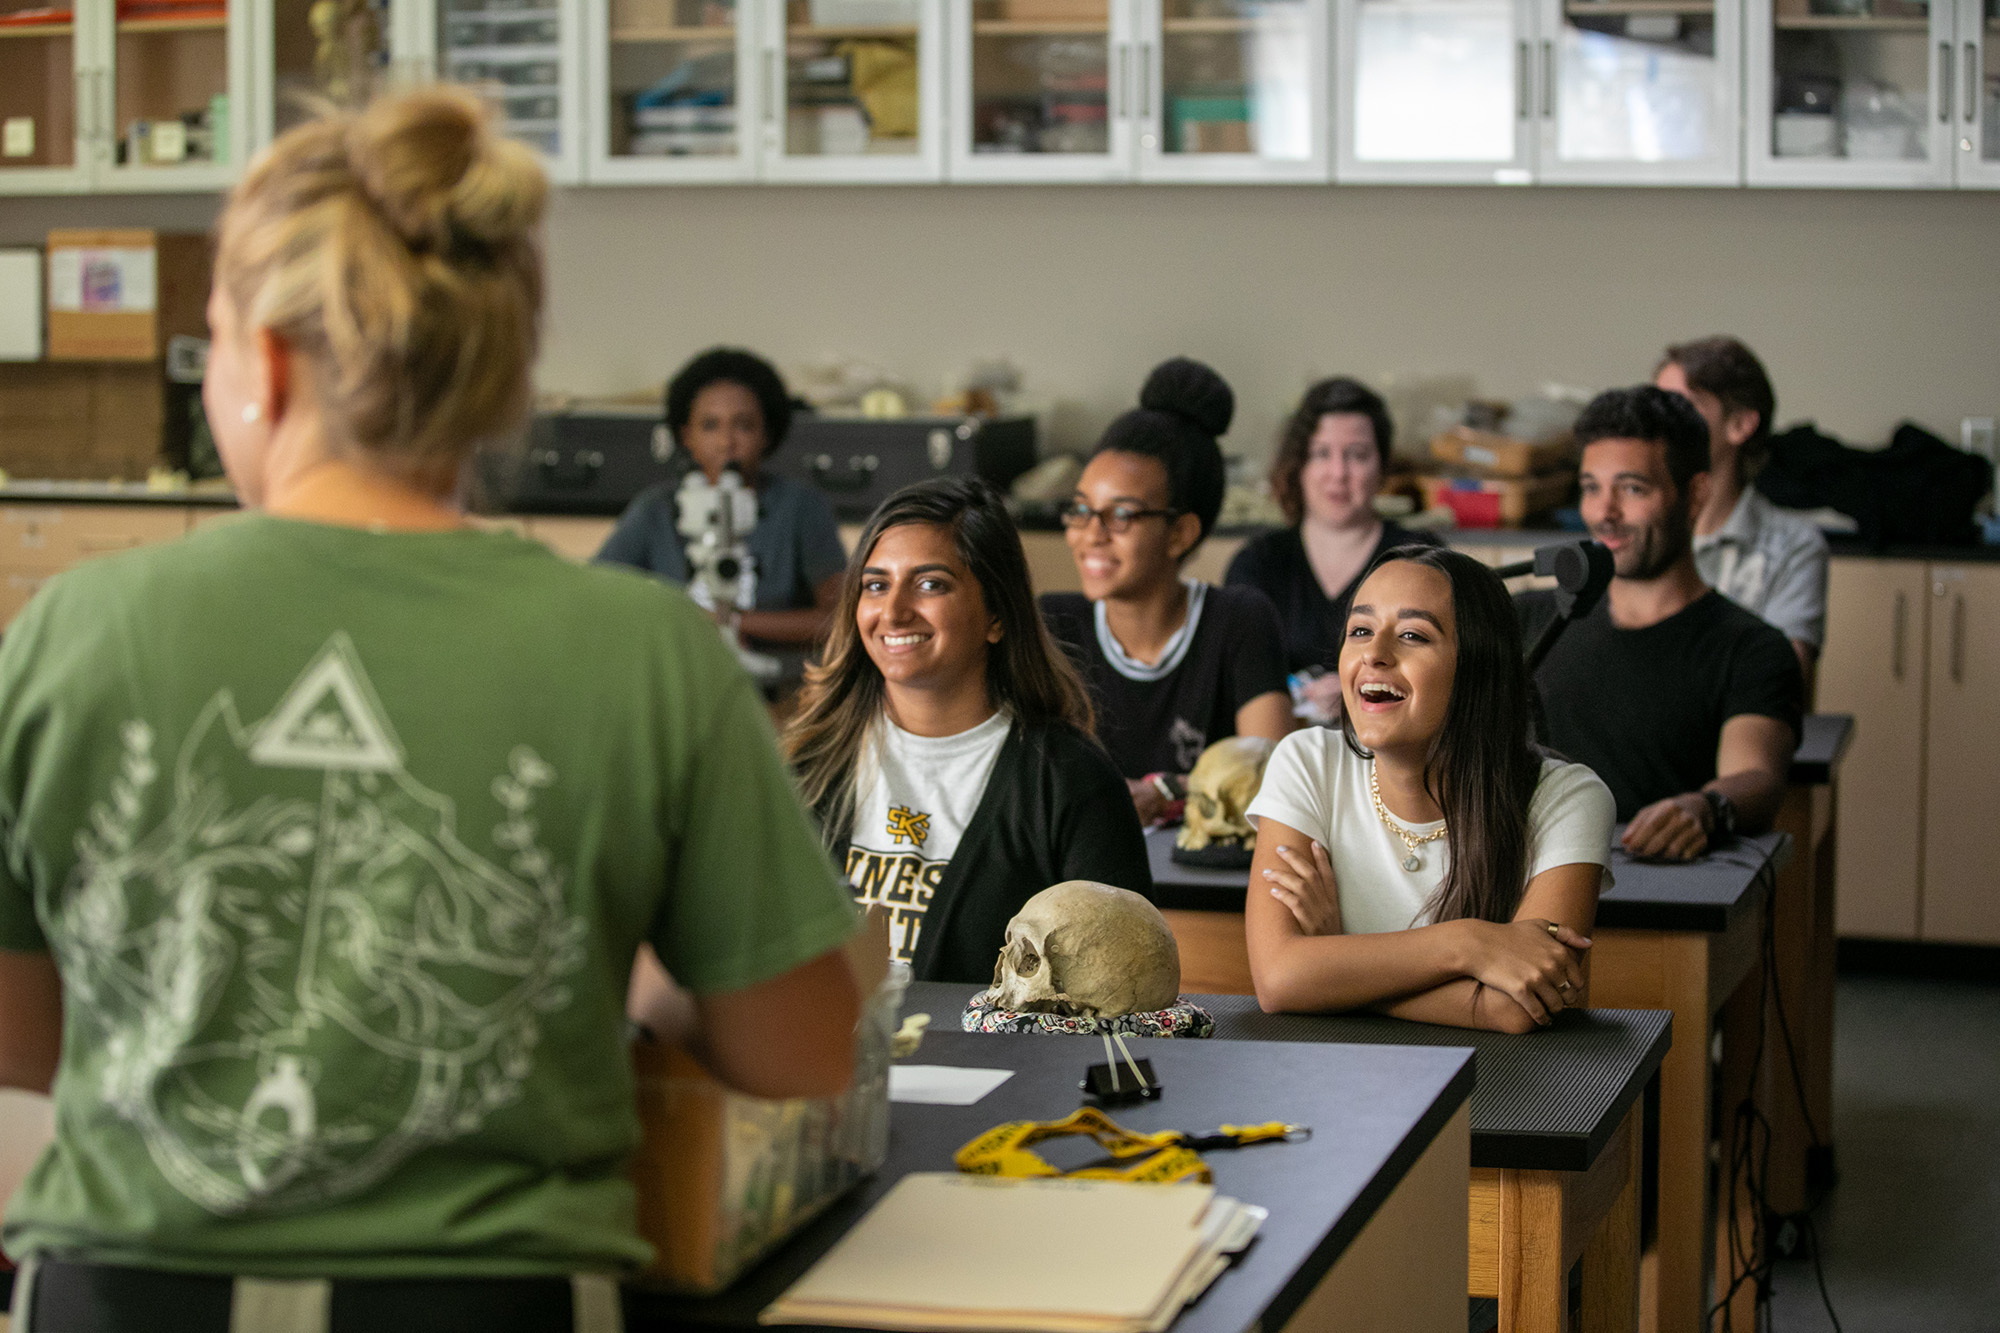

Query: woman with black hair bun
<box><xmin>597</xmin><ymin>347</ymin><xmax>848</xmax><ymax>646</ymax></box>
<box><xmin>1244</xmin><ymin>547</ymin><xmax>1613</xmax><ymax>1033</ymax></box>
<box><xmin>1039</xmin><ymin>357</ymin><xmax>1294</xmax><ymax>826</ymax></box>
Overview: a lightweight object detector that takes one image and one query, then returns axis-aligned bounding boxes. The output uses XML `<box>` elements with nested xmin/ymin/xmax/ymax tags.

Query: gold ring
<box><xmin>1558</xmin><ymin>980</ymin><xmax>1573</xmax><ymax>993</ymax></box>
<box><xmin>1545</xmin><ymin>922</ymin><xmax>1561</xmax><ymax>939</ymax></box>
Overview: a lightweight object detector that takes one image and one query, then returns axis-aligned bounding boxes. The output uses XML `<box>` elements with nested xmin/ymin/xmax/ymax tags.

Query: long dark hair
<box><xmin>1340</xmin><ymin>545</ymin><xmax>1542</xmax><ymax>925</ymax></box>
<box><xmin>784</xmin><ymin>477</ymin><xmax>1094</xmax><ymax>844</ymax></box>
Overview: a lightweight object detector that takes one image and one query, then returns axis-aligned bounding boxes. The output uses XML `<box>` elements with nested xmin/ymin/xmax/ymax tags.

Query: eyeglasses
<box><xmin>1058</xmin><ymin>501</ymin><xmax>1179</xmax><ymax>534</ymax></box>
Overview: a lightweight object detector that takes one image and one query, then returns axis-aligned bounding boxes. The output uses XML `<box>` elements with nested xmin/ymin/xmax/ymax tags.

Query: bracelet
<box><xmin>1148</xmin><ymin>772</ymin><xmax>1184</xmax><ymax>803</ymax></box>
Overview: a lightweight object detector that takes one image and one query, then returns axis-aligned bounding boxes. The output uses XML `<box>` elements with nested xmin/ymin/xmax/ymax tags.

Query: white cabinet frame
<box><xmin>0</xmin><ymin>0</ymin><xmax>247</xmax><ymax>196</ymax></box>
<box><xmin>947</xmin><ymin>0</ymin><xmax>1137</xmax><ymax>181</ymax></box>
<box><xmin>1135</xmin><ymin>0</ymin><xmax>1331</xmax><ymax>181</ymax></box>
<box><xmin>1532</xmin><ymin>0</ymin><xmax>1742</xmax><ymax>185</ymax></box>
<box><xmin>1953</xmin><ymin>0</ymin><xmax>1997</xmax><ymax>184</ymax></box>
<box><xmin>1334</xmin><ymin>0</ymin><xmax>1538</xmax><ymax>183</ymax></box>
<box><xmin>584</xmin><ymin>0</ymin><xmax>761</xmax><ymax>183</ymax></box>
<box><xmin>1746</xmin><ymin>0</ymin><xmax>1955</xmax><ymax>186</ymax></box>
<box><xmin>761</xmin><ymin>0</ymin><xmax>946</xmax><ymax>182</ymax></box>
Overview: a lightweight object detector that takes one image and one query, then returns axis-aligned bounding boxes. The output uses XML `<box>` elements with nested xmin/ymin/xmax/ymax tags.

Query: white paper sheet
<box><xmin>887</xmin><ymin>1065</ymin><xmax>1014</xmax><ymax>1106</ymax></box>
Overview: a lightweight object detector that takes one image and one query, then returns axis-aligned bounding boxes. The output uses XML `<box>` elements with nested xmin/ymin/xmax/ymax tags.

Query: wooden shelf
<box><xmin>117</xmin><ymin>14</ymin><xmax>226</xmax><ymax>32</ymax></box>
<box><xmin>1163</xmin><ymin>15</ymin><xmax>1282</xmax><ymax>32</ymax></box>
<box><xmin>610</xmin><ymin>23</ymin><xmax>735</xmax><ymax>41</ymax></box>
<box><xmin>1774</xmin><ymin>13</ymin><xmax>1928</xmax><ymax>28</ymax></box>
<box><xmin>786</xmin><ymin>22</ymin><xmax>918</xmax><ymax>37</ymax></box>
<box><xmin>0</xmin><ymin>21</ymin><xmax>70</xmax><ymax>36</ymax></box>
<box><xmin>1564</xmin><ymin>0</ymin><xmax>1714</xmax><ymax>15</ymax></box>
<box><xmin>972</xmin><ymin>18</ymin><xmax>1105</xmax><ymax>33</ymax></box>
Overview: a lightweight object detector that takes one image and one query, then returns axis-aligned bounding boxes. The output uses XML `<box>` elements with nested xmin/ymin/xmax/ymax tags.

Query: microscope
<box><xmin>674</xmin><ymin>465</ymin><xmax>781</xmax><ymax>682</ymax></box>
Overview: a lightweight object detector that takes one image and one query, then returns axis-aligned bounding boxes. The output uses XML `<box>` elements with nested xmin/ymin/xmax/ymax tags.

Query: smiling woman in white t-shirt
<box><xmin>784</xmin><ymin>479</ymin><xmax>1151</xmax><ymax>983</ymax></box>
<box><xmin>1245</xmin><ymin>546</ymin><xmax>1615</xmax><ymax>1033</ymax></box>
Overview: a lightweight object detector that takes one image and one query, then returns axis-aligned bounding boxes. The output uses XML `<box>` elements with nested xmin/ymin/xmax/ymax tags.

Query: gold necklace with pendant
<box><xmin>1369</xmin><ymin>760</ymin><xmax>1447</xmax><ymax>873</ymax></box>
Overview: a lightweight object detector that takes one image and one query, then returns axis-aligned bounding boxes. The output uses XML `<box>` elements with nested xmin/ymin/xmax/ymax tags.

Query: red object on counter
<box><xmin>1436</xmin><ymin>489</ymin><xmax>1503</xmax><ymax>528</ymax></box>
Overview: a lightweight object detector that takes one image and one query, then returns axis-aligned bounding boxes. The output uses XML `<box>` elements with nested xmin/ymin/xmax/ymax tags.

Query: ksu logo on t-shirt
<box><xmin>847</xmin><ymin>805</ymin><xmax>946</xmax><ymax>963</ymax></box>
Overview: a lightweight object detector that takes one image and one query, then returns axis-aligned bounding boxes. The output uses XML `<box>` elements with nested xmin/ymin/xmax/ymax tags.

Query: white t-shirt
<box><xmin>846</xmin><ymin>710</ymin><xmax>1012</xmax><ymax>964</ymax></box>
<box><xmin>1245</xmin><ymin>728</ymin><xmax>1615</xmax><ymax>936</ymax></box>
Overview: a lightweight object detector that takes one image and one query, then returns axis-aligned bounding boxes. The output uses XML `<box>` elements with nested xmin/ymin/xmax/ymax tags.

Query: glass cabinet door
<box><xmin>1957</xmin><ymin>0</ymin><xmax>1997</xmax><ymax>181</ymax></box>
<box><xmin>0</xmin><ymin>0</ymin><xmax>87</xmax><ymax>190</ymax></box>
<box><xmin>1747</xmin><ymin>0</ymin><xmax>1955</xmax><ymax>183</ymax></box>
<box><xmin>264</xmin><ymin>0</ymin><xmax>390</xmax><ymax>139</ymax></box>
<box><xmin>1139</xmin><ymin>0</ymin><xmax>1327</xmax><ymax>180</ymax></box>
<box><xmin>436</xmin><ymin>0</ymin><xmax>577</xmax><ymax>175</ymax></box>
<box><xmin>1338</xmin><ymin>0</ymin><xmax>1535</xmax><ymax>181</ymax></box>
<box><xmin>104</xmin><ymin>0</ymin><xmax>244</xmax><ymax>187</ymax></box>
<box><xmin>764</xmin><ymin>0</ymin><xmax>941</xmax><ymax>179</ymax></box>
<box><xmin>588</xmin><ymin>0</ymin><xmax>756</xmax><ymax>180</ymax></box>
<box><xmin>948</xmin><ymin>0</ymin><xmax>1127</xmax><ymax>180</ymax></box>
<box><xmin>1538</xmin><ymin>0</ymin><xmax>1739</xmax><ymax>181</ymax></box>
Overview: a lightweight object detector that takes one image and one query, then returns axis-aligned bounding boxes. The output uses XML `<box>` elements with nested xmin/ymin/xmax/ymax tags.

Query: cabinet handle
<box><xmin>1968</xmin><ymin>43</ymin><xmax>1979</xmax><ymax>125</ymax></box>
<box><xmin>1540</xmin><ymin>39</ymin><xmax>1554</xmax><ymax>119</ymax></box>
<box><xmin>1939</xmin><ymin>42</ymin><xmax>1952</xmax><ymax>124</ymax></box>
<box><xmin>763</xmin><ymin>48</ymin><xmax>778</xmax><ymax>125</ymax></box>
<box><xmin>1952</xmin><ymin>593</ymin><xmax>1965</xmax><ymax>684</ymax></box>
<box><xmin>75</xmin><ymin>70</ymin><xmax>91</xmax><ymax>145</ymax></box>
<box><xmin>1117</xmin><ymin>42</ymin><xmax>1130</xmax><ymax>119</ymax></box>
<box><xmin>1137</xmin><ymin>42</ymin><xmax>1151</xmax><ymax>120</ymax></box>
<box><xmin>1517</xmin><ymin>41</ymin><xmax>1530</xmax><ymax>120</ymax></box>
<box><xmin>1892</xmin><ymin>590</ymin><xmax>1907</xmax><ymax>680</ymax></box>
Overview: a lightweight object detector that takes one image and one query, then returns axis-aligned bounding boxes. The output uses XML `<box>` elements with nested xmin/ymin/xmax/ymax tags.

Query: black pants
<box><xmin>14</xmin><ymin>1257</ymin><xmax>626</xmax><ymax>1333</ymax></box>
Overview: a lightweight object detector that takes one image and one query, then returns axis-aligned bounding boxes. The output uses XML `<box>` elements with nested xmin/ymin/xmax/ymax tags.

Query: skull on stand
<box><xmin>1176</xmin><ymin>736</ymin><xmax>1276</xmax><ymax>852</ymax></box>
<box><xmin>985</xmin><ymin>881</ymin><xmax>1181</xmax><ymax>1019</ymax></box>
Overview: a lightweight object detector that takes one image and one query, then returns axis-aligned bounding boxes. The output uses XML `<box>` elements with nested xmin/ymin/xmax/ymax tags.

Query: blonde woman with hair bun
<box><xmin>0</xmin><ymin>86</ymin><xmax>860</xmax><ymax>1333</ymax></box>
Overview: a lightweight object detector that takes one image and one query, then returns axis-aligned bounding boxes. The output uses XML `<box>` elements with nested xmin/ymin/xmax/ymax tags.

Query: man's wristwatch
<box><xmin>1701</xmin><ymin>789</ymin><xmax>1738</xmax><ymax>839</ymax></box>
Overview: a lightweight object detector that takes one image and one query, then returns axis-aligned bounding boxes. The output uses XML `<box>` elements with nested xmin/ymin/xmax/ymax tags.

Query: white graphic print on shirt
<box><xmin>55</xmin><ymin>634</ymin><xmax>584</xmax><ymax>1215</ymax></box>
<box><xmin>845</xmin><ymin>712</ymin><xmax>1009</xmax><ymax>965</ymax></box>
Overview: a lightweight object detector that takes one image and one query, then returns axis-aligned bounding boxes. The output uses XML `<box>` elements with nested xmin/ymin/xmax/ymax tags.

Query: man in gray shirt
<box><xmin>1655</xmin><ymin>336</ymin><xmax>1829</xmax><ymax>688</ymax></box>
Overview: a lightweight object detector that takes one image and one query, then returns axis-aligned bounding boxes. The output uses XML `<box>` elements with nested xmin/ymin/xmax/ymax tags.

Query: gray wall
<box><xmin>7</xmin><ymin>183</ymin><xmax>1996</xmax><ymax>464</ymax></box>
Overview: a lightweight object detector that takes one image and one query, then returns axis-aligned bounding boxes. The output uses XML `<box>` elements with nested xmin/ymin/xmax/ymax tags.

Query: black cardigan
<box><xmin>820</xmin><ymin>716</ymin><xmax>1154</xmax><ymax>985</ymax></box>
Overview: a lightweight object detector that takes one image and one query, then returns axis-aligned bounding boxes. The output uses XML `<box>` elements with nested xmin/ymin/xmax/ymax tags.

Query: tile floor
<box><xmin>1766</xmin><ymin>972</ymin><xmax>2000</xmax><ymax>1332</ymax></box>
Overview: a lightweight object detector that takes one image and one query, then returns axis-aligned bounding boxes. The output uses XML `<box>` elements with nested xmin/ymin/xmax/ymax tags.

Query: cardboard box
<box><xmin>631</xmin><ymin>912</ymin><xmax>897</xmax><ymax>1294</ymax></box>
<box><xmin>995</xmin><ymin>0</ymin><xmax>1107</xmax><ymax>21</ymax></box>
<box><xmin>1417</xmin><ymin>469</ymin><xmax>1575</xmax><ymax>528</ymax></box>
<box><xmin>0</xmin><ymin>362</ymin><xmax>166</xmax><ymax>480</ymax></box>
<box><xmin>1429</xmin><ymin>425</ymin><xmax>1575</xmax><ymax>478</ymax></box>
<box><xmin>46</xmin><ymin>229</ymin><xmax>210</xmax><ymax>362</ymax></box>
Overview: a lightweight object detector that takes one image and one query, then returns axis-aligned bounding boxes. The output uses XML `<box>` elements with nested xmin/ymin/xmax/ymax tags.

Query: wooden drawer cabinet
<box><xmin>1918</xmin><ymin>566</ymin><xmax>2000</xmax><ymax>944</ymax></box>
<box><xmin>0</xmin><ymin>504</ymin><xmax>189</xmax><ymax>572</ymax></box>
<box><xmin>1819</xmin><ymin>559</ymin><xmax>1927</xmax><ymax>940</ymax></box>
<box><xmin>1822</xmin><ymin>556</ymin><xmax>2000</xmax><ymax>945</ymax></box>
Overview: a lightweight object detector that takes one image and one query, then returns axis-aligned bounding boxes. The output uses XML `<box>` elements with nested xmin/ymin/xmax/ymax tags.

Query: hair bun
<box><xmin>347</xmin><ymin>85</ymin><xmax>546</xmax><ymax>256</ymax></box>
<box><xmin>1138</xmin><ymin>357</ymin><xmax>1233</xmax><ymax>438</ymax></box>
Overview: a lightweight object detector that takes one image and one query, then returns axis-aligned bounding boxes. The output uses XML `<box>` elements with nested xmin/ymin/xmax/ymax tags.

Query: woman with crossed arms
<box><xmin>1246</xmin><ymin>546</ymin><xmax>1615</xmax><ymax>1032</ymax></box>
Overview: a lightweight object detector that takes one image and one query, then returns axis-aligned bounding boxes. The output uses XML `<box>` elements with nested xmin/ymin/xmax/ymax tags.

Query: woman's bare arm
<box><xmin>1373</xmin><ymin>861</ymin><xmax>1602</xmax><ymax>1033</ymax></box>
<box><xmin>0</xmin><ymin>950</ymin><xmax>61</xmax><ymax>1094</ymax></box>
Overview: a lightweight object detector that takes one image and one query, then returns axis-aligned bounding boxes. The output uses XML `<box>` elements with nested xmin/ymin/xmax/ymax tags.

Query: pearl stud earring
<box><xmin>241</xmin><ymin>403</ymin><xmax>261</xmax><ymax>424</ymax></box>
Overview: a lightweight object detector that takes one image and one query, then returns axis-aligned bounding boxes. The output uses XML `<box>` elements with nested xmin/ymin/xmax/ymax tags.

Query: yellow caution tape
<box><xmin>954</xmin><ymin>1109</ymin><xmax>1303</xmax><ymax>1185</ymax></box>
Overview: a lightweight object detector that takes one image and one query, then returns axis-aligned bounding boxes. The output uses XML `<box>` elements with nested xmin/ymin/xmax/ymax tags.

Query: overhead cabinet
<box><xmin>1745</xmin><ymin>0</ymin><xmax>1994</xmax><ymax>185</ymax></box>
<box><xmin>0</xmin><ymin>0</ymin><xmax>248</xmax><ymax>196</ymax></box>
<box><xmin>1337</xmin><ymin>0</ymin><xmax>1742</xmax><ymax>183</ymax></box>
<box><xmin>586</xmin><ymin>0</ymin><xmax>947</xmax><ymax>183</ymax></box>
<box><xmin>947</xmin><ymin>0</ymin><xmax>1330</xmax><ymax>182</ymax></box>
<box><xmin>254</xmin><ymin>0</ymin><xmax>584</xmax><ymax>183</ymax></box>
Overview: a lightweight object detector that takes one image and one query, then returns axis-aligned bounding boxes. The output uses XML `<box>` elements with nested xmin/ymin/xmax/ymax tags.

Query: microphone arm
<box><xmin>1493</xmin><ymin>540</ymin><xmax>1616</xmax><ymax>675</ymax></box>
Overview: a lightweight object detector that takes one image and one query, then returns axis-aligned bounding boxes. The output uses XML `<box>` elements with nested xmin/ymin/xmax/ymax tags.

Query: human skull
<box><xmin>986</xmin><ymin>881</ymin><xmax>1181</xmax><ymax>1018</ymax></box>
<box><xmin>1176</xmin><ymin>736</ymin><xmax>1275</xmax><ymax>852</ymax></box>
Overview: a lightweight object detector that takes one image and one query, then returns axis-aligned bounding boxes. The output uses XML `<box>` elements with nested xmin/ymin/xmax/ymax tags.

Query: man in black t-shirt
<box><xmin>1521</xmin><ymin>386</ymin><xmax>1803</xmax><ymax>862</ymax></box>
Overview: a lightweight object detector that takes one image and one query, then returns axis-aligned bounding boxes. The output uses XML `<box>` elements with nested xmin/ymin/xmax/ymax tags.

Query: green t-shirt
<box><xmin>0</xmin><ymin>515</ymin><xmax>857</xmax><ymax>1278</ymax></box>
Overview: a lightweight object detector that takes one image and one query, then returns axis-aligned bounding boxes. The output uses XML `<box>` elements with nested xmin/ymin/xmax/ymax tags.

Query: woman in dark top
<box><xmin>785</xmin><ymin>478</ymin><xmax>1151</xmax><ymax>985</ymax></box>
<box><xmin>1039</xmin><ymin>357</ymin><xmax>1292</xmax><ymax>825</ymax></box>
<box><xmin>598</xmin><ymin>347</ymin><xmax>848</xmax><ymax>646</ymax></box>
<box><xmin>1226</xmin><ymin>377</ymin><xmax>1441</xmax><ymax>720</ymax></box>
